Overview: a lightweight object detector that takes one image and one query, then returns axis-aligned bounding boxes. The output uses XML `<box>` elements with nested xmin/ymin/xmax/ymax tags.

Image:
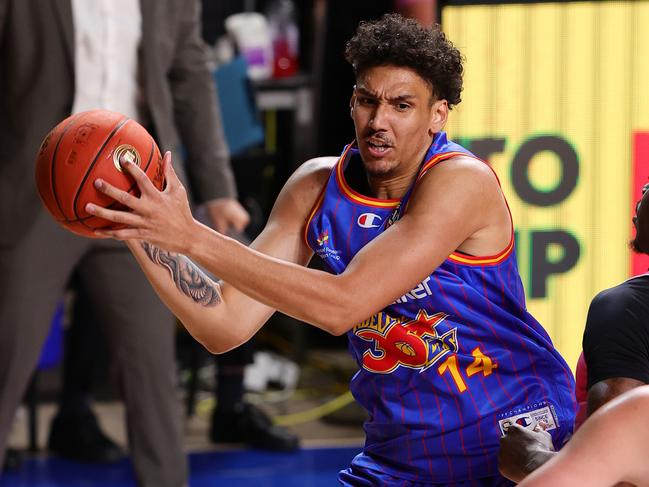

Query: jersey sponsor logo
<box><xmin>498</xmin><ymin>403</ymin><xmax>559</xmax><ymax>436</ymax></box>
<box><xmin>353</xmin><ymin>309</ymin><xmax>458</xmax><ymax>374</ymax></box>
<box><xmin>316</xmin><ymin>230</ymin><xmax>329</xmax><ymax>246</ymax></box>
<box><xmin>314</xmin><ymin>229</ymin><xmax>341</xmax><ymax>261</ymax></box>
<box><xmin>393</xmin><ymin>276</ymin><xmax>433</xmax><ymax>303</ymax></box>
<box><xmin>357</xmin><ymin>213</ymin><xmax>382</xmax><ymax>228</ymax></box>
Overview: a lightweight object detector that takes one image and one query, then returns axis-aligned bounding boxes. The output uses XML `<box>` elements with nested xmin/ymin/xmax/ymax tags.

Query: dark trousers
<box><xmin>0</xmin><ymin>211</ymin><xmax>186</xmax><ymax>487</ymax></box>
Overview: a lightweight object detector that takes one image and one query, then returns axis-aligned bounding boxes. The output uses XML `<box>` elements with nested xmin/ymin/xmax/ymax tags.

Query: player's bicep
<box><xmin>340</xmin><ymin>160</ymin><xmax>502</xmax><ymax>313</ymax></box>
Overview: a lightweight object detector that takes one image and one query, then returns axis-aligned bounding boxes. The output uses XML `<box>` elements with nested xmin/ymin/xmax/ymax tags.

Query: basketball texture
<box><xmin>35</xmin><ymin>110</ymin><xmax>164</xmax><ymax>238</ymax></box>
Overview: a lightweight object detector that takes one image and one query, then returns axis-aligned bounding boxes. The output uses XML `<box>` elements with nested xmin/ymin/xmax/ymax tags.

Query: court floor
<box><xmin>0</xmin><ymin>446</ymin><xmax>359</xmax><ymax>486</ymax></box>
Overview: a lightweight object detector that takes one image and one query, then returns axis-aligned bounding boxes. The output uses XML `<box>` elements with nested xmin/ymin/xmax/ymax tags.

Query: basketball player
<box><xmin>88</xmin><ymin>15</ymin><xmax>576</xmax><ymax>485</ymax></box>
<box><xmin>516</xmin><ymin>385</ymin><xmax>649</xmax><ymax>486</ymax></box>
<box><xmin>499</xmin><ymin>183</ymin><xmax>649</xmax><ymax>483</ymax></box>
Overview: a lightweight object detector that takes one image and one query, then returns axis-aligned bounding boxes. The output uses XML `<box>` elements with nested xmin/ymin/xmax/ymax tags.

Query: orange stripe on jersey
<box><xmin>335</xmin><ymin>143</ymin><xmax>401</xmax><ymax>209</ymax></box>
<box><xmin>303</xmin><ymin>166</ymin><xmax>334</xmax><ymax>247</ymax></box>
<box><xmin>447</xmin><ymin>236</ymin><xmax>515</xmax><ymax>265</ymax></box>
<box><xmin>416</xmin><ymin>151</ymin><xmax>470</xmax><ymax>182</ymax></box>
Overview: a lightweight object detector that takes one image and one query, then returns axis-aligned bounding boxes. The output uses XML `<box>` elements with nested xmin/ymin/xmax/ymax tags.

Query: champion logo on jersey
<box><xmin>515</xmin><ymin>416</ymin><xmax>532</xmax><ymax>427</ymax></box>
<box><xmin>357</xmin><ymin>213</ymin><xmax>382</xmax><ymax>228</ymax></box>
<box><xmin>498</xmin><ymin>403</ymin><xmax>558</xmax><ymax>436</ymax></box>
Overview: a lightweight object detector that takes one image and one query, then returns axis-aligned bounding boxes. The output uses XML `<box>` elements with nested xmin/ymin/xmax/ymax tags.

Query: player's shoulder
<box><xmin>428</xmin><ymin>154</ymin><xmax>495</xmax><ymax>180</ymax></box>
<box><xmin>295</xmin><ymin>156</ymin><xmax>338</xmax><ymax>177</ymax></box>
<box><xmin>287</xmin><ymin>156</ymin><xmax>338</xmax><ymax>193</ymax></box>
<box><xmin>414</xmin><ymin>153</ymin><xmax>500</xmax><ymax>201</ymax></box>
<box><xmin>590</xmin><ymin>280</ymin><xmax>638</xmax><ymax>315</ymax></box>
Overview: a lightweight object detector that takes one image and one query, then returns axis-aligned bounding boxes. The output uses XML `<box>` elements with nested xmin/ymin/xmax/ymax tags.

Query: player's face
<box><xmin>632</xmin><ymin>184</ymin><xmax>649</xmax><ymax>253</ymax></box>
<box><xmin>350</xmin><ymin>65</ymin><xmax>447</xmax><ymax>178</ymax></box>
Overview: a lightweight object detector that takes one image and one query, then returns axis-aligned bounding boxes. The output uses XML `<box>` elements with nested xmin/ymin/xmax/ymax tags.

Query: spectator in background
<box><xmin>0</xmin><ymin>1</ymin><xmax>248</xmax><ymax>485</ymax></box>
<box><xmin>499</xmin><ymin>183</ymin><xmax>649</xmax><ymax>482</ymax></box>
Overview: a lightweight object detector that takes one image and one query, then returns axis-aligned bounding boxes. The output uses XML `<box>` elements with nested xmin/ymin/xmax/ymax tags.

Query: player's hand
<box><xmin>205</xmin><ymin>197</ymin><xmax>250</xmax><ymax>234</ymax></box>
<box><xmin>498</xmin><ymin>423</ymin><xmax>556</xmax><ymax>482</ymax></box>
<box><xmin>86</xmin><ymin>151</ymin><xmax>198</xmax><ymax>253</ymax></box>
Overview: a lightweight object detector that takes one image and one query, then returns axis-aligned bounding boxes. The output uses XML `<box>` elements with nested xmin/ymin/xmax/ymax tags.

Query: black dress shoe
<box><xmin>2</xmin><ymin>448</ymin><xmax>23</xmax><ymax>472</ymax></box>
<box><xmin>48</xmin><ymin>411</ymin><xmax>124</xmax><ymax>463</ymax></box>
<box><xmin>210</xmin><ymin>403</ymin><xmax>300</xmax><ymax>452</ymax></box>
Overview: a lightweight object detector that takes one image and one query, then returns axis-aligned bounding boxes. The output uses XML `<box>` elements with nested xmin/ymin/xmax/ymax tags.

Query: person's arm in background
<box><xmin>167</xmin><ymin>0</ymin><xmax>249</xmax><ymax>234</ymax></box>
<box><xmin>500</xmin><ymin>288</ymin><xmax>649</xmax><ymax>482</ymax></box>
<box><xmin>395</xmin><ymin>0</ymin><xmax>437</xmax><ymax>26</ymax></box>
<box><xmin>518</xmin><ymin>385</ymin><xmax>649</xmax><ymax>487</ymax></box>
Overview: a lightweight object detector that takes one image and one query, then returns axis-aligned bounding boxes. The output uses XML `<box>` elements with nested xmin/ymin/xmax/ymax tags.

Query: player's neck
<box><xmin>366</xmin><ymin>171</ymin><xmax>417</xmax><ymax>200</ymax></box>
<box><xmin>365</xmin><ymin>150</ymin><xmax>429</xmax><ymax>200</ymax></box>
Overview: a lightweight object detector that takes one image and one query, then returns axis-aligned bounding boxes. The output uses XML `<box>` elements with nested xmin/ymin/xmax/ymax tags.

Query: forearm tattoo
<box><xmin>141</xmin><ymin>242</ymin><xmax>221</xmax><ymax>307</ymax></box>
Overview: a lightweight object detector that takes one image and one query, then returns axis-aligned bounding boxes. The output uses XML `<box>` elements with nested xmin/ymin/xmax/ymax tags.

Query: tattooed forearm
<box><xmin>141</xmin><ymin>242</ymin><xmax>221</xmax><ymax>307</ymax></box>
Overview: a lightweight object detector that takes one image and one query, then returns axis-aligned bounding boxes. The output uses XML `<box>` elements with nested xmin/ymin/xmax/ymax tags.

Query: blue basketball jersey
<box><xmin>305</xmin><ymin>132</ymin><xmax>576</xmax><ymax>484</ymax></box>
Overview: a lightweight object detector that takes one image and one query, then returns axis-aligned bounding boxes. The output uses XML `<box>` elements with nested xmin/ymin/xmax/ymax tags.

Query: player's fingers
<box><xmin>85</xmin><ymin>202</ymin><xmax>142</xmax><ymax>227</ymax></box>
<box><xmin>534</xmin><ymin>420</ymin><xmax>549</xmax><ymax>432</ymax></box>
<box><xmin>162</xmin><ymin>151</ymin><xmax>183</xmax><ymax>193</ymax></box>
<box><xmin>94</xmin><ymin>179</ymin><xmax>142</xmax><ymax>210</ymax></box>
<box><xmin>95</xmin><ymin>227</ymin><xmax>144</xmax><ymax>240</ymax></box>
<box><xmin>162</xmin><ymin>152</ymin><xmax>181</xmax><ymax>192</ymax></box>
<box><xmin>121</xmin><ymin>158</ymin><xmax>157</xmax><ymax>196</ymax></box>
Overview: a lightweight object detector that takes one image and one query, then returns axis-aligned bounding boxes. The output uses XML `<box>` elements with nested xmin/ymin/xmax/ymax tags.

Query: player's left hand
<box><xmin>498</xmin><ymin>423</ymin><xmax>556</xmax><ymax>482</ymax></box>
<box><xmin>86</xmin><ymin>151</ymin><xmax>198</xmax><ymax>253</ymax></box>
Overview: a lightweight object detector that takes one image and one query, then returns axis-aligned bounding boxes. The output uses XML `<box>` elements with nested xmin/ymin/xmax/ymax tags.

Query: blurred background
<box><xmin>3</xmin><ymin>0</ymin><xmax>649</xmax><ymax>485</ymax></box>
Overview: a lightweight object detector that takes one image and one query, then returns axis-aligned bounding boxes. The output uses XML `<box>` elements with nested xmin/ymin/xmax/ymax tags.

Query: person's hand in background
<box><xmin>206</xmin><ymin>197</ymin><xmax>250</xmax><ymax>235</ymax></box>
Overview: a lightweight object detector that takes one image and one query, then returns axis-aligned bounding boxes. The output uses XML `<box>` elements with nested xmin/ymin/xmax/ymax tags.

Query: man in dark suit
<box><xmin>0</xmin><ymin>1</ymin><xmax>248</xmax><ymax>485</ymax></box>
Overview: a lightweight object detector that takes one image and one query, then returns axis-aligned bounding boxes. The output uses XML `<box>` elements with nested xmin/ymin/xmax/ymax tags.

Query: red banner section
<box><xmin>632</xmin><ymin>132</ymin><xmax>649</xmax><ymax>276</ymax></box>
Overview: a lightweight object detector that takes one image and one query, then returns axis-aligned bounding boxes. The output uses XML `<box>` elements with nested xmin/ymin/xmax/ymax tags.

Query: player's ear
<box><xmin>349</xmin><ymin>91</ymin><xmax>356</xmax><ymax>118</ymax></box>
<box><xmin>429</xmin><ymin>98</ymin><xmax>448</xmax><ymax>136</ymax></box>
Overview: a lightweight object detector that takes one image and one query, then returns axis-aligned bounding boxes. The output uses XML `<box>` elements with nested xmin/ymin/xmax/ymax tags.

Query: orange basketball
<box><xmin>35</xmin><ymin>109</ymin><xmax>164</xmax><ymax>238</ymax></box>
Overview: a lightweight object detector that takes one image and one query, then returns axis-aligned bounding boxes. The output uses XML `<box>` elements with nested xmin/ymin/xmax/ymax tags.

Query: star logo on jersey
<box><xmin>316</xmin><ymin>230</ymin><xmax>329</xmax><ymax>246</ymax></box>
<box><xmin>353</xmin><ymin>309</ymin><xmax>458</xmax><ymax>374</ymax></box>
<box><xmin>357</xmin><ymin>213</ymin><xmax>382</xmax><ymax>228</ymax></box>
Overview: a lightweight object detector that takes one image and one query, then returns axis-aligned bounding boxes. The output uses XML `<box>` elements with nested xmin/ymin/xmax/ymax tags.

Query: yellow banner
<box><xmin>443</xmin><ymin>1</ymin><xmax>649</xmax><ymax>369</ymax></box>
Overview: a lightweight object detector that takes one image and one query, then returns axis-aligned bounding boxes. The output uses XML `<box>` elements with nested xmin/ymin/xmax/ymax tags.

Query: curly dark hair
<box><xmin>344</xmin><ymin>14</ymin><xmax>464</xmax><ymax>108</ymax></box>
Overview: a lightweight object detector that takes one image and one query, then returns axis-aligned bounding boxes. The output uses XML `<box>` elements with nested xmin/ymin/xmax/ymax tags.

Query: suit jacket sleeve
<box><xmin>168</xmin><ymin>0</ymin><xmax>237</xmax><ymax>202</ymax></box>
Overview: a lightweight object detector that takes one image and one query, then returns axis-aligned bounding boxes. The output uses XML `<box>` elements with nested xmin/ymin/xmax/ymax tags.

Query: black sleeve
<box><xmin>583</xmin><ymin>287</ymin><xmax>649</xmax><ymax>389</ymax></box>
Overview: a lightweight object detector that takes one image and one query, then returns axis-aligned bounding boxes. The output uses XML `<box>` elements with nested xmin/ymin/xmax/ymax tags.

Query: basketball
<box><xmin>35</xmin><ymin>109</ymin><xmax>164</xmax><ymax>238</ymax></box>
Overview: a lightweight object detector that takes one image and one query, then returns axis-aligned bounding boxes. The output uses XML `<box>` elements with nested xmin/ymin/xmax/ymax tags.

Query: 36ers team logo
<box><xmin>357</xmin><ymin>213</ymin><xmax>382</xmax><ymax>228</ymax></box>
<box><xmin>353</xmin><ymin>309</ymin><xmax>458</xmax><ymax>374</ymax></box>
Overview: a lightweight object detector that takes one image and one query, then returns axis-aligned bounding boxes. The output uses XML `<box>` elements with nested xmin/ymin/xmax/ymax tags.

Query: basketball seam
<box><xmin>72</xmin><ymin>117</ymin><xmax>129</xmax><ymax>229</ymax></box>
<box><xmin>50</xmin><ymin>113</ymin><xmax>86</xmax><ymax>221</ymax></box>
